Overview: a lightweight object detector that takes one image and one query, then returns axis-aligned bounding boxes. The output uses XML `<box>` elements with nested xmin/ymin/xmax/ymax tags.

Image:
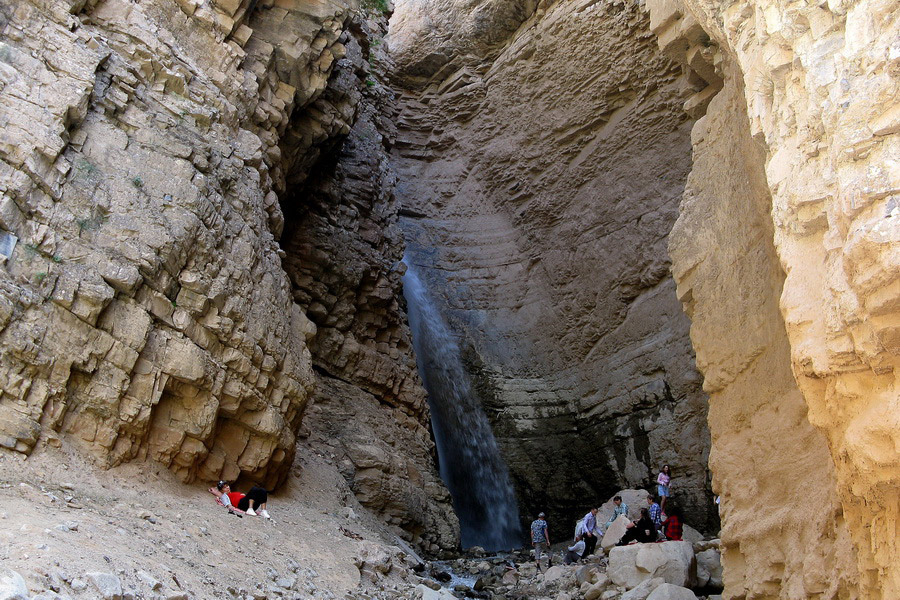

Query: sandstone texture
<box><xmin>388</xmin><ymin>0</ymin><xmax>717</xmax><ymax>534</ymax></box>
<box><xmin>0</xmin><ymin>0</ymin><xmax>456</xmax><ymax>549</ymax></box>
<box><xmin>652</xmin><ymin>0</ymin><xmax>899</xmax><ymax>597</ymax></box>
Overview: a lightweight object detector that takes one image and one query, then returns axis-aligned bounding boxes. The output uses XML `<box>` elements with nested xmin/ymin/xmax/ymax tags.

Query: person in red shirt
<box><xmin>662</xmin><ymin>503</ymin><xmax>683</xmax><ymax>541</ymax></box>
<box><xmin>211</xmin><ymin>481</ymin><xmax>273</xmax><ymax>519</ymax></box>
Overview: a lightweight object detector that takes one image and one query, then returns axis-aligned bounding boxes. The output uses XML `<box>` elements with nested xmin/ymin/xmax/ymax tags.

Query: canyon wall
<box><xmin>651</xmin><ymin>0</ymin><xmax>898</xmax><ymax>597</ymax></box>
<box><xmin>388</xmin><ymin>0</ymin><xmax>719</xmax><ymax>534</ymax></box>
<box><xmin>0</xmin><ymin>0</ymin><xmax>457</xmax><ymax>550</ymax></box>
<box><xmin>390</xmin><ymin>0</ymin><xmax>897</xmax><ymax>593</ymax></box>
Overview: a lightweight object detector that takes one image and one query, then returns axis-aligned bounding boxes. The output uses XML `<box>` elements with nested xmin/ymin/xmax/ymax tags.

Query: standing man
<box><xmin>581</xmin><ymin>507</ymin><xmax>600</xmax><ymax>558</ymax></box>
<box><xmin>530</xmin><ymin>511</ymin><xmax>551</xmax><ymax>571</ymax></box>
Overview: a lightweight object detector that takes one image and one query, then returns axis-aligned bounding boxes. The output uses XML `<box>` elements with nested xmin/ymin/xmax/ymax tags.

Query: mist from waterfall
<box><xmin>401</xmin><ymin>259</ymin><xmax>522</xmax><ymax>551</ymax></box>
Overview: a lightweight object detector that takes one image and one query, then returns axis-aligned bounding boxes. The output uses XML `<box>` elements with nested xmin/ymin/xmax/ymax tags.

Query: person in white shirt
<box><xmin>565</xmin><ymin>535</ymin><xmax>586</xmax><ymax>564</ymax></box>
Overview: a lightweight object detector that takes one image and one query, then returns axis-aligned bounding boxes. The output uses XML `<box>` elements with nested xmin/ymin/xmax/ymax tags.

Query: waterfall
<box><xmin>402</xmin><ymin>259</ymin><xmax>522</xmax><ymax>551</ymax></box>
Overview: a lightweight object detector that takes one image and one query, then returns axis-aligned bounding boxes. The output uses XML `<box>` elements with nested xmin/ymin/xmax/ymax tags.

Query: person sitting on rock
<box><xmin>616</xmin><ymin>508</ymin><xmax>657</xmax><ymax>545</ymax></box>
<box><xmin>662</xmin><ymin>503</ymin><xmax>683</xmax><ymax>541</ymax></box>
<box><xmin>564</xmin><ymin>535</ymin><xmax>585</xmax><ymax>565</ymax></box>
<box><xmin>210</xmin><ymin>481</ymin><xmax>272</xmax><ymax>519</ymax></box>
<box><xmin>605</xmin><ymin>496</ymin><xmax>629</xmax><ymax>528</ymax></box>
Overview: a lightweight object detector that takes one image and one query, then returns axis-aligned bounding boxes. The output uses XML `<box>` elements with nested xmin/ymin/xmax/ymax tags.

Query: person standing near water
<box><xmin>606</xmin><ymin>495</ymin><xmax>629</xmax><ymax>527</ymax></box>
<box><xmin>530</xmin><ymin>512</ymin><xmax>551</xmax><ymax>571</ymax></box>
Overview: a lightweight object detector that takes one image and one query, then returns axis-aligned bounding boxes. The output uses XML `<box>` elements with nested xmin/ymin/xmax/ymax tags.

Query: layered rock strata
<box><xmin>651</xmin><ymin>0</ymin><xmax>899</xmax><ymax>597</ymax></box>
<box><xmin>0</xmin><ymin>0</ymin><xmax>336</xmax><ymax>487</ymax></box>
<box><xmin>0</xmin><ymin>0</ymin><xmax>459</xmax><ymax>554</ymax></box>
<box><xmin>388</xmin><ymin>0</ymin><xmax>718</xmax><ymax>533</ymax></box>
<box><xmin>278</xmin><ymin>10</ymin><xmax>459</xmax><ymax>551</ymax></box>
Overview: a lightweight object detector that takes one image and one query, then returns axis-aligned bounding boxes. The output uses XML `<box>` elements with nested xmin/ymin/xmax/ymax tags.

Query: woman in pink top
<box><xmin>657</xmin><ymin>465</ymin><xmax>671</xmax><ymax>512</ymax></box>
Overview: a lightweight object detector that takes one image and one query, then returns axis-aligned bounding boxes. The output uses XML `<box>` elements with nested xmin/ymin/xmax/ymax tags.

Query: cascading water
<box><xmin>401</xmin><ymin>258</ymin><xmax>521</xmax><ymax>551</ymax></box>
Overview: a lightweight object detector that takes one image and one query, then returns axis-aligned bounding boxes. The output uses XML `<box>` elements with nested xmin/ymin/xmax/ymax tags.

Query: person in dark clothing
<box><xmin>213</xmin><ymin>482</ymin><xmax>273</xmax><ymax>519</ymax></box>
<box><xmin>662</xmin><ymin>503</ymin><xmax>683</xmax><ymax>541</ymax></box>
<box><xmin>237</xmin><ymin>485</ymin><xmax>270</xmax><ymax>516</ymax></box>
<box><xmin>617</xmin><ymin>508</ymin><xmax>657</xmax><ymax>545</ymax></box>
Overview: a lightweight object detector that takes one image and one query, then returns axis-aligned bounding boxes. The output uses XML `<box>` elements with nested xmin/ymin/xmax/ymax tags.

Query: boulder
<box><xmin>544</xmin><ymin>565</ymin><xmax>568</xmax><ymax>583</ymax></box>
<box><xmin>355</xmin><ymin>541</ymin><xmax>399</xmax><ymax>580</ymax></box>
<box><xmin>415</xmin><ymin>585</ymin><xmax>458</xmax><ymax>600</ymax></box>
<box><xmin>621</xmin><ymin>577</ymin><xmax>664</xmax><ymax>600</ymax></box>
<box><xmin>501</xmin><ymin>569</ymin><xmax>519</xmax><ymax>585</ymax></box>
<box><xmin>646</xmin><ymin>583</ymin><xmax>698</xmax><ymax>600</ymax></box>
<box><xmin>0</xmin><ymin>567</ymin><xmax>29</xmax><ymax>600</ymax></box>
<box><xmin>608</xmin><ymin>541</ymin><xmax>696</xmax><ymax>589</ymax></box>
<box><xmin>86</xmin><ymin>572</ymin><xmax>123</xmax><ymax>600</ymax></box>
<box><xmin>576</xmin><ymin>564</ymin><xmax>599</xmax><ymax>586</ymax></box>
<box><xmin>601</xmin><ymin>514</ymin><xmax>632</xmax><ymax>550</ymax></box>
<box><xmin>681</xmin><ymin>524</ymin><xmax>702</xmax><ymax>544</ymax></box>
<box><xmin>695</xmin><ymin>548</ymin><xmax>722</xmax><ymax>589</ymax></box>
<box><xmin>583</xmin><ymin>578</ymin><xmax>611</xmax><ymax>600</ymax></box>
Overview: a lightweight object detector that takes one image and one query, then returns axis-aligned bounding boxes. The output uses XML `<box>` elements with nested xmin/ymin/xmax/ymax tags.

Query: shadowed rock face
<box><xmin>277</xmin><ymin>14</ymin><xmax>459</xmax><ymax>550</ymax></box>
<box><xmin>388</xmin><ymin>0</ymin><xmax>718</xmax><ymax>535</ymax></box>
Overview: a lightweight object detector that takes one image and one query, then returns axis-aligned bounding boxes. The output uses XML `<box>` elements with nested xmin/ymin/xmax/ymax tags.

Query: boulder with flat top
<box><xmin>607</xmin><ymin>541</ymin><xmax>696</xmax><ymax>589</ymax></box>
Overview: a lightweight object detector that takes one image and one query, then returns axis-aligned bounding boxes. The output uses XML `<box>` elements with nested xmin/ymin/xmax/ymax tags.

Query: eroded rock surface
<box><xmin>0</xmin><ymin>1</ymin><xmax>458</xmax><ymax>553</ymax></box>
<box><xmin>654</xmin><ymin>0</ymin><xmax>899</xmax><ymax>597</ymax></box>
<box><xmin>388</xmin><ymin>0</ymin><xmax>717</xmax><ymax>532</ymax></box>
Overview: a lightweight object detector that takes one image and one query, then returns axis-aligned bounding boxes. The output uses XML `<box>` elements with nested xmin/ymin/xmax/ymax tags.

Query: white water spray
<box><xmin>402</xmin><ymin>258</ymin><xmax>521</xmax><ymax>550</ymax></box>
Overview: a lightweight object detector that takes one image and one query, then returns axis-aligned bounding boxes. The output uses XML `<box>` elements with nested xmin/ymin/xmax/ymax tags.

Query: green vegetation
<box><xmin>365</xmin><ymin>78</ymin><xmax>376</xmax><ymax>88</ymax></box>
<box><xmin>131</xmin><ymin>176</ymin><xmax>144</xmax><ymax>188</ymax></box>
<box><xmin>75</xmin><ymin>158</ymin><xmax>99</xmax><ymax>178</ymax></box>
<box><xmin>361</xmin><ymin>0</ymin><xmax>389</xmax><ymax>15</ymax></box>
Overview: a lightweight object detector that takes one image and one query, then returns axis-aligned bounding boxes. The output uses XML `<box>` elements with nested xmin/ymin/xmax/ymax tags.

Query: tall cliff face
<box><xmin>389</xmin><ymin>0</ymin><xmax>898</xmax><ymax>593</ymax></box>
<box><xmin>0</xmin><ymin>0</ymin><xmax>457</xmax><ymax>549</ymax></box>
<box><xmin>388</xmin><ymin>0</ymin><xmax>718</xmax><ymax>533</ymax></box>
<box><xmin>649</xmin><ymin>0</ymin><xmax>899</xmax><ymax>596</ymax></box>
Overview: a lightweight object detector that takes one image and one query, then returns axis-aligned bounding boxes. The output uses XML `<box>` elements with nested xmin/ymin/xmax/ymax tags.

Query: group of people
<box><xmin>530</xmin><ymin>465</ymin><xmax>685</xmax><ymax>569</ymax></box>
<box><xmin>208</xmin><ymin>481</ymin><xmax>273</xmax><ymax>520</ymax></box>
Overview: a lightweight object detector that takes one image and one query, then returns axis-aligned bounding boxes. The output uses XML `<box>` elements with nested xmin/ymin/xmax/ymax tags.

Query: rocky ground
<box><xmin>0</xmin><ymin>440</ymin><xmax>723</xmax><ymax>600</ymax></box>
<box><xmin>0</xmin><ymin>438</ymin><xmax>428</xmax><ymax>600</ymax></box>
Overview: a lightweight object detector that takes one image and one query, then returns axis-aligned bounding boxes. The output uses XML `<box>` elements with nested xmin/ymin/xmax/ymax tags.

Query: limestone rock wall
<box><xmin>0</xmin><ymin>0</ymin><xmax>459</xmax><ymax>555</ymax></box>
<box><xmin>278</xmin><ymin>10</ymin><xmax>460</xmax><ymax>551</ymax></box>
<box><xmin>650</xmin><ymin>0</ymin><xmax>898</xmax><ymax>597</ymax></box>
<box><xmin>388</xmin><ymin>0</ymin><xmax>718</xmax><ymax>533</ymax></box>
<box><xmin>0</xmin><ymin>0</ymin><xmax>337</xmax><ymax>487</ymax></box>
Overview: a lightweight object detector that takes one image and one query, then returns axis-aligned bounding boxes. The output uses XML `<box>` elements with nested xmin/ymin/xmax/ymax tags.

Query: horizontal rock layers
<box><xmin>0</xmin><ymin>0</ymin><xmax>335</xmax><ymax>487</ymax></box>
<box><xmin>278</xmin><ymin>9</ymin><xmax>459</xmax><ymax>551</ymax></box>
<box><xmin>0</xmin><ymin>0</ymin><xmax>458</xmax><ymax>551</ymax></box>
<box><xmin>388</xmin><ymin>0</ymin><xmax>718</xmax><ymax>534</ymax></box>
